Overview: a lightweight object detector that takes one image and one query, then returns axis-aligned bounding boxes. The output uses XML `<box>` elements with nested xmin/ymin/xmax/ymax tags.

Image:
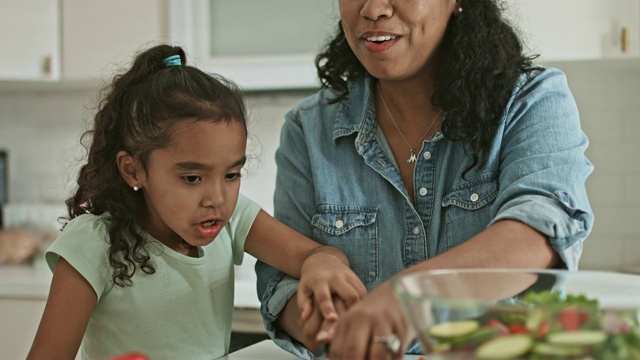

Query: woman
<box><xmin>257</xmin><ymin>0</ymin><xmax>593</xmax><ymax>359</ymax></box>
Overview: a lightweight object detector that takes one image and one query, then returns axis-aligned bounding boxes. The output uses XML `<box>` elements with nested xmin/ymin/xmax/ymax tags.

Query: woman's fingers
<box><xmin>327</xmin><ymin>285</ymin><xmax>412</xmax><ymax>360</ymax></box>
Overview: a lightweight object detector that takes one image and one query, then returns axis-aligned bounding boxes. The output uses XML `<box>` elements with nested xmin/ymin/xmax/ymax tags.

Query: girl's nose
<box><xmin>201</xmin><ymin>183</ymin><xmax>225</xmax><ymax>208</ymax></box>
<box><xmin>360</xmin><ymin>0</ymin><xmax>392</xmax><ymax>21</ymax></box>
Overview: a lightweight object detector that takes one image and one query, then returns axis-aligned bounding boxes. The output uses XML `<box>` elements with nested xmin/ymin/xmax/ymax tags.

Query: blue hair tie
<box><xmin>163</xmin><ymin>55</ymin><xmax>182</xmax><ymax>67</ymax></box>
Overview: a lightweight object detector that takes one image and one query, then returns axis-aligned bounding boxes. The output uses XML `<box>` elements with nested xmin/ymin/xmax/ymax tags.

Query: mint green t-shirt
<box><xmin>45</xmin><ymin>194</ymin><xmax>261</xmax><ymax>360</ymax></box>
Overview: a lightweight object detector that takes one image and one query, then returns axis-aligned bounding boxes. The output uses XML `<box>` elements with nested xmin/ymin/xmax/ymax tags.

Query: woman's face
<box><xmin>339</xmin><ymin>0</ymin><xmax>458</xmax><ymax>82</ymax></box>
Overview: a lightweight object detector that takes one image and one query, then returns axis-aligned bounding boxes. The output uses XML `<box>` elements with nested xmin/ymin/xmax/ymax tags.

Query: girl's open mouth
<box><xmin>197</xmin><ymin>220</ymin><xmax>222</xmax><ymax>239</ymax></box>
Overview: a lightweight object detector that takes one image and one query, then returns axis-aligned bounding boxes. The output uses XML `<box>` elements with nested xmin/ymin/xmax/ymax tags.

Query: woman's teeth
<box><xmin>366</xmin><ymin>35</ymin><xmax>397</xmax><ymax>42</ymax></box>
<box><xmin>202</xmin><ymin>221</ymin><xmax>216</xmax><ymax>227</ymax></box>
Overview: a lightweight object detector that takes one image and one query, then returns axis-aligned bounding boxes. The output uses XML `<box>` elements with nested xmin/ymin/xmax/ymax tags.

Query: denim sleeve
<box><xmin>255</xmin><ymin>110</ymin><xmax>317</xmax><ymax>359</ymax></box>
<box><xmin>490</xmin><ymin>68</ymin><xmax>594</xmax><ymax>270</ymax></box>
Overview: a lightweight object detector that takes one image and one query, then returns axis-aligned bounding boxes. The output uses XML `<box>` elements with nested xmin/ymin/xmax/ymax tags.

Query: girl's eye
<box><xmin>181</xmin><ymin>175</ymin><xmax>201</xmax><ymax>184</ymax></box>
<box><xmin>225</xmin><ymin>172</ymin><xmax>241</xmax><ymax>181</ymax></box>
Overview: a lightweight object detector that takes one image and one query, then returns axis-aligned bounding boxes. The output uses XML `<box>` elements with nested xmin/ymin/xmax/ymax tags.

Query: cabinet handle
<box><xmin>43</xmin><ymin>56</ymin><xmax>52</xmax><ymax>76</ymax></box>
<box><xmin>621</xmin><ymin>27</ymin><xmax>629</xmax><ymax>54</ymax></box>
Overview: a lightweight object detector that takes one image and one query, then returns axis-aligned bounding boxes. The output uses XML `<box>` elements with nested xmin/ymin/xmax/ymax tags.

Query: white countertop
<box><xmin>223</xmin><ymin>340</ymin><xmax>424</xmax><ymax>360</ymax></box>
<box><xmin>0</xmin><ymin>263</ymin><xmax>261</xmax><ymax>308</ymax></box>
<box><xmin>0</xmin><ymin>264</ymin><xmax>52</xmax><ymax>299</ymax></box>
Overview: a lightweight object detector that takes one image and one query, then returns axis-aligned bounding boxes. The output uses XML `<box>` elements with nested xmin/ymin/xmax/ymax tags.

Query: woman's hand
<box><xmin>327</xmin><ymin>282</ymin><xmax>415</xmax><ymax>360</ymax></box>
<box><xmin>297</xmin><ymin>251</ymin><xmax>366</xmax><ymax>323</ymax></box>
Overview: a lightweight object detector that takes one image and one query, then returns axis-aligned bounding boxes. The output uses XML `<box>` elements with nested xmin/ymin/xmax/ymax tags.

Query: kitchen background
<box><xmin>1</xmin><ymin>0</ymin><xmax>639</xmax><ymax>359</ymax></box>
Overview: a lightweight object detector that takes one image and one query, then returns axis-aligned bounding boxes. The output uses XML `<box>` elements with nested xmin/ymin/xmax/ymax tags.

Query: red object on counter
<box><xmin>109</xmin><ymin>352</ymin><xmax>150</xmax><ymax>360</ymax></box>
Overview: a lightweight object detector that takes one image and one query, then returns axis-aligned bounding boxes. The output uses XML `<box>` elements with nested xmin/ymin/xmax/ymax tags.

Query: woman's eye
<box><xmin>225</xmin><ymin>172</ymin><xmax>241</xmax><ymax>181</ymax></box>
<box><xmin>181</xmin><ymin>175</ymin><xmax>201</xmax><ymax>184</ymax></box>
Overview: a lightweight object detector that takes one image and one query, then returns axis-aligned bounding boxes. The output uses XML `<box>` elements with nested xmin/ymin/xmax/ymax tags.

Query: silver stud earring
<box><xmin>133</xmin><ymin>186</ymin><xmax>140</xmax><ymax>191</ymax></box>
<box><xmin>458</xmin><ymin>6</ymin><xmax>463</xmax><ymax>13</ymax></box>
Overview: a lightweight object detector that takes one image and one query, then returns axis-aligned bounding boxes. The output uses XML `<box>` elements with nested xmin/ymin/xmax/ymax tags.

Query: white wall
<box><xmin>552</xmin><ymin>61</ymin><xmax>640</xmax><ymax>273</ymax></box>
<box><xmin>1</xmin><ymin>60</ymin><xmax>639</xmax><ymax>273</ymax></box>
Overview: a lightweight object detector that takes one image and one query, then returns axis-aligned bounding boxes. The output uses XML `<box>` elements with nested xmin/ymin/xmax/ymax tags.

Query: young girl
<box><xmin>27</xmin><ymin>45</ymin><xmax>366</xmax><ymax>360</ymax></box>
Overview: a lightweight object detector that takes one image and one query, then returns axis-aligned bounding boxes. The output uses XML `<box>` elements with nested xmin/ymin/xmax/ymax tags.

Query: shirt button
<box><xmin>413</xmin><ymin>226</ymin><xmax>420</xmax><ymax>235</ymax></box>
<box><xmin>423</xmin><ymin>151</ymin><xmax>432</xmax><ymax>160</ymax></box>
<box><xmin>470</xmin><ymin>193</ymin><xmax>479</xmax><ymax>202</ymax></box>
<box><xmin>419</xmin><ymin>188</ymin><xmax>428</xmax><ymax>196</ymax></box>
<box><xmin>335</xmin><ymin>220</ymin><xmax>344</xmax><ymax>228</ymax></box>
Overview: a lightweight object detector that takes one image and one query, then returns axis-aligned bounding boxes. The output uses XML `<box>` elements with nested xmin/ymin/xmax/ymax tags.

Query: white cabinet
<box><xmin>508</xmin><ymin>0</ymin><xmax>640</xmax><ymax>61</ymax></box>
<box><xmin>0</xmin><ymin>0</ymin><xmax>61</xmax><ymax>81</ymax></box>
<box><xmin>0</xmin><ymin>0</ymin><xmax>167</xmax><ymax>82</ymax></box>
<box><xmin>62</xmin><ymin>0</ymin><xmax>169</xmax><ymax>81</ymax></box>
<box><xmin>169</xmin><ymin>0</ymin><xmax>339</xmax><ymax>90</ymax></box>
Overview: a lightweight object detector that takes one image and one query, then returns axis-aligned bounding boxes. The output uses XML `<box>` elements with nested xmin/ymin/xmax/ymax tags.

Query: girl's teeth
<box><xmin>202</xmin><ymin>221</ymin><xmax>215</xmax><ymax>227</ymax></box>
<box><xmin>367</xmin><ymin>35</ymin><xmax>396</xmax><ymax>42</ymax></box>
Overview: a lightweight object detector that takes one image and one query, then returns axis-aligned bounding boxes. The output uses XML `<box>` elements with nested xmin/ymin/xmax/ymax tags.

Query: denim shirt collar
<box><xmin>332</xmin><ymin>74</ymin><xmax>378</xmax><ymax>146</ymax></box>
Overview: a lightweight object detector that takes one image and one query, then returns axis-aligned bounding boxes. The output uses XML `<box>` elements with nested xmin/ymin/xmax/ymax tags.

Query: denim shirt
<box><xmin>255</xmin><ymin>67</ymin><xmax>594</xmax><ymax>359</ymax></box>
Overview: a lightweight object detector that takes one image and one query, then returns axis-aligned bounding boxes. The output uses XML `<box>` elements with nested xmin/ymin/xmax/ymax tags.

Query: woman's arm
<box><xmin>28</xmin><ymin>257</ymin><xmax>97</xmax><ymax>360</ymax></box>
<box><xmin>328</xmin><ymin>219</ymin><xmax>555</xmax><ymax>359</ymax></box>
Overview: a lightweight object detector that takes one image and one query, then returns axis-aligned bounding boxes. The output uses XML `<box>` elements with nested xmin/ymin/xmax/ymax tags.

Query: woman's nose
<box><xmin>360</xmin><ymin>0</ymin><xmax>393</xmax><ymax>21</ymax></box>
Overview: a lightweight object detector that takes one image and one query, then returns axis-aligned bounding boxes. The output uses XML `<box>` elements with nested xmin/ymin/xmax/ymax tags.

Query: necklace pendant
<box><xmin>407</xmin><ymin>152</ymin><xmax>417</xmax><ymax>164</ymax></box>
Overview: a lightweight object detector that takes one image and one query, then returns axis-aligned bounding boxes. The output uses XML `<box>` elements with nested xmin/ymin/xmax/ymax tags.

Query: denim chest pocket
<box><xmin>442</xmin><ymin>174</ymin><xmax>498</xmax><ymax>250</ymax></box>
<box><xmin>312</xmin><ymin>205</ymin><xmax>378</xmax><ymax>286</ymax></box>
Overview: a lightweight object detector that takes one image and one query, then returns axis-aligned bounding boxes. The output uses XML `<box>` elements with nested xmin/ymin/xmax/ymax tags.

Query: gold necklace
<box><xmin>378</xmin><ymin>85</ymin><xmax>441</xmax><ymax>164</ymax></box>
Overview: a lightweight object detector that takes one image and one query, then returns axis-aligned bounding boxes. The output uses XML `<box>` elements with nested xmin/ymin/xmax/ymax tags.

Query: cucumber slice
<box><xmin>547</xmin><ymin>330</ymin><xmax>607</xmax><ymax>346</ymax></box>
<box><xmin>532</xmin><ymin>342</ymin><xmax>585</xmax><ymax>357</ymax></box>
<box><xmin>449</xmin><ymin>326</ymin><xmax>500</xmax><ymax>348</ymax></box>
<box><xmin>475</xmin><ymin>334</ymin><xmax>533</xmax><ymax>359</ymax></box>
<box><xmin>429</xmin><ymin>320</ymin><xmax>480</xmax><ymax>338</ymax></box>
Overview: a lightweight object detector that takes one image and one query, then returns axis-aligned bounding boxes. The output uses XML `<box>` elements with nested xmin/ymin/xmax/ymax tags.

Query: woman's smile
<box><xmin>361</xmin><ymin>31</ymin><xmax>401</xmax><ymax>53</ymax></box>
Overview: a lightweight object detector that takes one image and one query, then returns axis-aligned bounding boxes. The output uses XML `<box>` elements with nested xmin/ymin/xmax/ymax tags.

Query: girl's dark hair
<box><xmin>315</xmin><ymin>0</ymin><xmax>539</xmax><ymax>169</ymax></box>
<box><xmin>66</xmin><ymin>44</ymin><xmax>247</xmax><ymax>286</ymax></box>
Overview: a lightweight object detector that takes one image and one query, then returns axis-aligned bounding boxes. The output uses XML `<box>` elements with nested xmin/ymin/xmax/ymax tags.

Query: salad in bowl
<box><xmin>392</xmin><ymin>269</ymin><xmax>640</xmax><ymax>359</ymax></box>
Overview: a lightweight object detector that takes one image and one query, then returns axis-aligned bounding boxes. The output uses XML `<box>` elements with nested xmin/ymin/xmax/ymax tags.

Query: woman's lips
<box><xmin>362</xmin><ymin>34</ymin><xmax>400</xmax><ymax>54</ymax></box>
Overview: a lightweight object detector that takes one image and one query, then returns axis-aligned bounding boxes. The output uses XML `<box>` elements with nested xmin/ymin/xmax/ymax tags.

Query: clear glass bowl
<box><xmin>392</xmin><ymin>269</ymin><xmax>640</xmax><ymax>359</ymax></box>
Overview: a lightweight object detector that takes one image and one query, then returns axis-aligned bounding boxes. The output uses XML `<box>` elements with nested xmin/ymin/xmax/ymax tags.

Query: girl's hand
<box><xmin>297</xmin><ymin>251</ymin><xmax>366</xmax><ymax>324</ymax></box>
<box><xmin>328</xmin><ymin>282</ymin><xmax>415</xmax><ymax>360</ymax></box>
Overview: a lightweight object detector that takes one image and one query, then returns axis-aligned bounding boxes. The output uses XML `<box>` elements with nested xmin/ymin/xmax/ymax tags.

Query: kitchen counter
<box><xmin>223</xmin><ymin>340</ymin><xmax>425</xmax><ymax>359</ymax></box>
<box><xmin>0</xmin><ymin>264</ymin><xmax>265</xmax><ymax>360</ymax></box>
<box><xmin>0</xmin><ymin>264</ymin><xmax>52</xmax><ymax>299</ymax></box>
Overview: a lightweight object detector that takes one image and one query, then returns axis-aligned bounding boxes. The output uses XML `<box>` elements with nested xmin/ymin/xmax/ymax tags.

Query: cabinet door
<box><xmin>169</xmin><ymin>0</ymin><xmax>339</xmax><ymax>90</ymax></box>
<box><xmin>62</xmin><ymin>0</ymin><xmax>168</xmax><ymax>81</ymax></box>
<box><xmin>0</xmin><ymin>298</ymin><xmax>45</xmax><ymax>360</ymax></box>
<box><xmin>0</xmin><ymin>0</ymin><xmax>60</xmax><ymax>80</ymax></box>
<box><xmin>508</xmin><ymin>0</ymin><xmax>640</xmax><ymax>61</ymax></box>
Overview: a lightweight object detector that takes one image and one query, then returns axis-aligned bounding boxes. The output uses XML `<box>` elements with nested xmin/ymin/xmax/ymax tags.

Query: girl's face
<box><xmin>340</xmin><ymin>0</ymin><xmax>457</xmax><ymax>82</ymax></box>
<box><xmin>136</xmin><ymin>119</ymin><xmax>246</xmax><ymax>254</ymax></box>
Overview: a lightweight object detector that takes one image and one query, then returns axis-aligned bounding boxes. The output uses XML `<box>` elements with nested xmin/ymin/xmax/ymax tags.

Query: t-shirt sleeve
<box><xmin>45</xmin><ymin>214</ymin><xmax>113</xmax><ymax>300</ymax></box>
<box><xmin>227</xmin><ymin>193</ymin><xmax>262</xmax><ymax>265</ymax></box>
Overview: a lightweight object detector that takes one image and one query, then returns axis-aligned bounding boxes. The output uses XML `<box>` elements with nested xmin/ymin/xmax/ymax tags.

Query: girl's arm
<box><xmin>27</xmin><ymin>257</ymin><xmax>97</xmax><ymax>360</ymax></box>
<box><xmin>245</xmin><ymin>210</ymin><xmax>366</xmax><ymax>322</ymax></box>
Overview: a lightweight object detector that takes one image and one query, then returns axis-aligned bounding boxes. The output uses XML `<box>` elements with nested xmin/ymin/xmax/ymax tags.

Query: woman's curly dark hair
<box><xmin>316</xmin><ymin>0</ymin><xmax>539</xmax><ymax>169</ymax></box>
<box><xmin>66</xmin><ymin>44</ymin><xmax>247</xmax><ymax>286</ymax></box>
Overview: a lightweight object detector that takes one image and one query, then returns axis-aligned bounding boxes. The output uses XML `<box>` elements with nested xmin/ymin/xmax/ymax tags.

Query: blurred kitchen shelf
<box><xmin>0</xmin><ymin>79</ymin><xmax>101</xmax><ymax>94</ymax></box>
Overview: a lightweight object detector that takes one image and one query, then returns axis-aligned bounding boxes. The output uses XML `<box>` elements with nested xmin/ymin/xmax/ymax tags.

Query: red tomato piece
<box><xmin>536</xmin><ymin>319</ymin><xmax>550</xmax><ymax>338</ymax></box>
<box><xmin>487</xmin><ymin>319</ymin><xmax>510</xmax><ymax>335</ymax></box>
<box><xmin>558</xmin><ymin>309</ymin><xmax>582</xmax><ymax>331</ymax></box>
<box><xmin>508</xmin><ymin>324</ymin><xmax>530</xmax><ymax>334</ymax></box>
